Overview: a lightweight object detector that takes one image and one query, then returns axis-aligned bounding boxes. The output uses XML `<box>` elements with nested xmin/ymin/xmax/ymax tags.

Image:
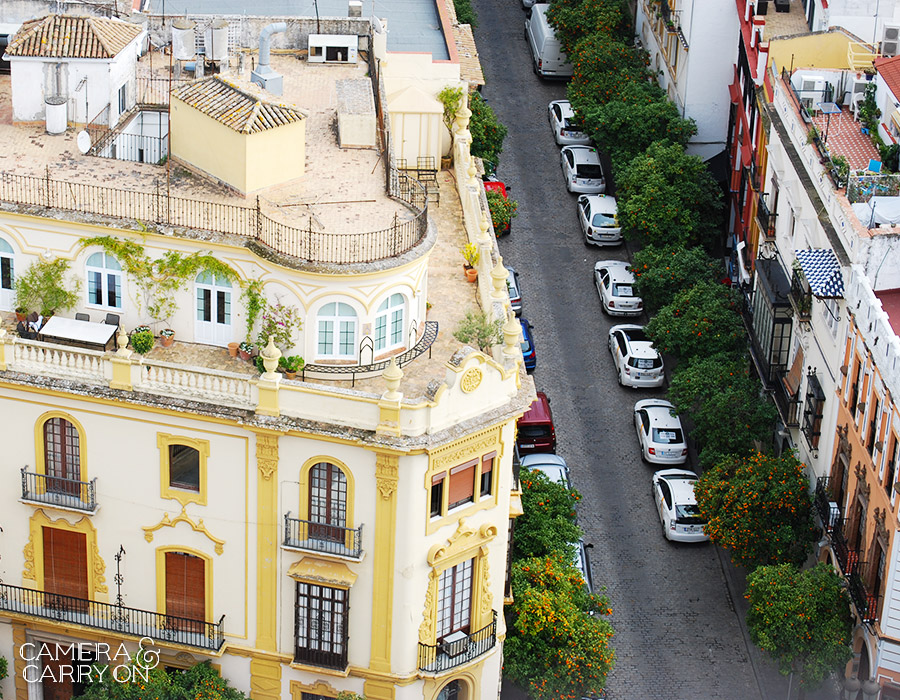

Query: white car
<box><xmin>652</xmin><ymin>470</ymin><xmax>708</xmax><ymax>543</ymax></box>
<box><xmin>578</xmin><ymin>194</ymin><xmax>621</xmax><ymax>246</ymax></box>
<box><xmin>594</xmin><ymin>260</ymin><xmax>643</xmax><ymax>316</ymax></box>
<box><xmin>548</xmin><ymin>100</ymin><xmax>591</xmax><ymax>146</ymax></box>
<box><xmin>560</xmin><ymin>145</ymin><xmax>606</xmax><ymax>194</ymax></box>
<box><xmin>573</xmin><ymin>539</ymin><xmax>593</xmax><ymax>592</ymax></box>
<box><xmin>634</xmin><ymin>399</ymin><xmax>688</xmax><ymax>464</ymax></box>
<box><xmin>608</xmin><ymin>325</ymin><xmax>664</xmax><ymax>388</ymax></box>
<box><xmin>521</xmin><ymin>453</ymin><xmax>570</xmax><ymax>488</ymax></box>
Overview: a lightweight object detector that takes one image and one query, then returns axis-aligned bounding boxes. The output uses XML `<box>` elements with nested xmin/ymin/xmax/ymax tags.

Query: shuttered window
<box><xmin>294</xmin><ymin>583</ymin><xmax>349</xmax><ymax>669</ymax></box>
<box><xmin>44</xmin><ymin>417</ymin><xmax>81</xmax><ymax>496</ymax></box>
<box><xmin>165</xmin><ymin>552</ymin><xmax>206</xmax><ymax>632</ymax></box>
<box><xmin>43</xmin><ymin>527</ymin><xmax>88</xmax><ymax>611</ymax></box>
<box><xmin>448</xmin><ymin>461</ymin><xmax>477</xmax><ymax>510</ymax></box>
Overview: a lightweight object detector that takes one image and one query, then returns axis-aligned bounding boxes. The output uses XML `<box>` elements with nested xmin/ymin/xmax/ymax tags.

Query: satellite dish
<box><xmin>76</xmin><ymin>130</ymin><xmax>91</xmax><ymax>155</ymax></box>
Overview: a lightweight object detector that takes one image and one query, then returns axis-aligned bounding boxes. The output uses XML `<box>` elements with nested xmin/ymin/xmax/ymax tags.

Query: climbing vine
<box><xmin>241</xmin><ymin>279</ymin><xmax>265</xmax><ymax>343</ymax></box>
<box><xmin>80</xmin><ymin>236</ymin><xmax>240</xmax><ymax>326</ymax></box>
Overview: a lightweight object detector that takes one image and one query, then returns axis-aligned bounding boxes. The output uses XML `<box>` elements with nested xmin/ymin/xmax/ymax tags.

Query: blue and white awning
<box><xmin>794</xmin><ymin>249</ymin><xmax>844</xmax><ymax>298</ymax></box>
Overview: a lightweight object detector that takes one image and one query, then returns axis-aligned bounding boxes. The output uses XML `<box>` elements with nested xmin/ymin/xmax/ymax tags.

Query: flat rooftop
<box><xmin>144</xmin><ymin>0</ymin><xmax>450</xmax><ymax>59</ymax></box>
<box><xmin>876</xmin><ymin>288</ymin><xmax>900</xmax><ymax>338</ymax></box>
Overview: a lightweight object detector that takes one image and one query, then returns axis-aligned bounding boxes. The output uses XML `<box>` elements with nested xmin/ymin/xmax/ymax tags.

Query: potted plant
<box><xmin>806</xmin><ymin>126</ymin><xmax>820</xmax><ymax>145</ymax></box>
<box><xmin>257</xmin><ymin>302</ymin><xmax>303</xmax><ymax>352</ymax></box>
<box><xmin>15</xmin><ymin>258</ymin><xmax>81</xmax><ymax>317</ymax></box>
<box><xmin>864</xmin><ymin>66</ymin><xmax>877</xmax><ymax>81</ymax></box>
<box><xmin>160</xmin><ymin>328</ymin><xmax>175</xmax><ymax>347</ymax></box>
<box><xmin>279</xmin><ymin>355</ymin><xmax>305</xmax><ymax>380</ymax></box>
<box><xmin>227</xmin><ymin>341</ymin><xmax>240</xmax><ymax>357</ymax></box>
<box><xmin>130</xmin><ymin>327</ymin><xmax>155</xmax><ymax>354</ymax></box>
<box><xmin>15</xmin><ymin>307</ymin><xmax>26</xmax><ymax>322</ymax></box>
<box><xmin>239</xmin><ymin>340</ymin><xmax>255</xmax><ymax>361</ymax></box>
<box><xmin>461</xmin><ymin>243</ymin><xmax>479</xmax><ymax>282</ymax></box>
<box><xmin>485</xmin><ymin>188</ymin><xmax>518</xmax><ymax>236</ymax></box>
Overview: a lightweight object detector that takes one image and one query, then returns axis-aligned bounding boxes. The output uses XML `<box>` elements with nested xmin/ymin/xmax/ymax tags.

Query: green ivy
<box><xmin>241</xmin><ymin>279</ymin><xmax>265</xmax><ymax>343</ymax></box>
<box><xmin>80</xmin><ymin>236</ymin><xmax>239</xmax><ymax>325</ymax></box>
<box><xmin>0</xmin><ymin>655</ymin><xmax>7</xmax><ymax>699</ymax></box>
<box><xmin>15</xmin><ymin>258</ymin><xmax>81</xmax><ymax>316</ymax></box>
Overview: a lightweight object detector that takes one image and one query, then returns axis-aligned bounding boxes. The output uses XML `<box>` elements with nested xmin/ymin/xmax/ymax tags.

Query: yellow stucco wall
<box><xmin>170</xmin><ymin>97</ymin><xmax>249</xmax><ymax>192</ymax></box>
<box><xmin>769</xmin><ymin>31</ymin><xmax>866</xmax><ymax>71</ymax></box>
<box><xmin>244</xmin><ymin>120</ymin><xmax>306</xmax><ymax>193</ymax></box>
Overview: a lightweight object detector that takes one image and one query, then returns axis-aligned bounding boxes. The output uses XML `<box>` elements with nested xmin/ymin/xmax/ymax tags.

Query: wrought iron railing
<box><xmin>847</xmin><ymin>564</ymin><xmax>880</xmax><ymax>623</ymax></box>
<box><xmin>283</xmin><ymin>513</ymin><xmax>363</xmax><ymax>559</ymax></box>
<box><xmin>772</xmin><ymin>372</ymin><xmax>801</xmax><ymax>428</ymax></box>
<box><xmin>814</xmin><ymin>477</ymin><xmax>840</xmax><ymax>531</ymax></box>
<box><xmin>21</xmin><ymin>468</ymin><xmax>97</xmax><ymax>512</ymax></box>
<box><xmin>789</xmin><ymin>269</ymin><xmax>812</xmax><ymax>321</ymax></box>
<box><xmin>0</xmin><ymin>583</ymin><xmax>224</xmax><ymax>651</ymax></box>
<box><xmin>418</xmin><ymin>611</ymin><xmax>497</xmax><ymax>673</ymax></box>
<box><xmin>97</xmin><ymin>131</ymin><xmax>169</xmax><ymax>165</ymax></box>
<box><xmin>756</xmin><ymin>193</ymin><xmax>776</xmax><ymax>239</ymax></box>
<box><xmin>0</xmin><ymin>168</ymin><xmax>428</xmax><ymax>266</ymax></box>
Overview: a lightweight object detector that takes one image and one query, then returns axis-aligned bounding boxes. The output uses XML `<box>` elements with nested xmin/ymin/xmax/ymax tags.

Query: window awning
<box><xmin>287</xmin><ymin>557</ymin><xmax>357</xmax><ymax>588</ymax></box>
<box><xmin>794</xmin><ymin>249</ymin><xmax>844</xmax><ymax>299</ymax></box>
<box><xmin>892</xmin><ymin>109</ymin><xmax>900</xmax><ymax>131</ymax></box>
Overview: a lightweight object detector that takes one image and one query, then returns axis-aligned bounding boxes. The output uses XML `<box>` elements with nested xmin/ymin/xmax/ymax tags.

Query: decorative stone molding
<box><xmin>855</xmin><ymin>461</ymin><xmax>871</xmax><ymax>501</ymax></box>
<box><xmin>479</xmin><ymin>544</ymin><xmax>493</xmax><ymax>621</ymax></box>
<box><xmin>375</xmin><ymin>453</ymin><xmax>399</xmax><ymax>500</ymax></box>
<box><xmin>418</xmin><ymin>568</ymin><xmax>439</xmax><ymax>644</ymax></box>
<box><xmin>460</xmin><ymin>367</ymin><xmax>483</xmax><ymax>393</ymax></box>
<box><xmin>23</xmin><ymin>510</ymin><xmax>107</xmax><ymax>594</ymax></box>
<box><xmin>430</xmin><ymin>426</ymin><xmax>500</xmax><ymax>472</ymax></box>
<box><xmin>142</xmin><ymin>504</ymin><xmax>225</xmax><ymax>555</ymax></box>
<box><xmin>874</xmin><ymin>507</ymin><xmax>888</xmax><ymax>543</ymax></box>
<box><xmin>257</xmin><ymin>433</ymin><xmax>279</xmax><ymax>481</ymax></box>
<box><xmin>428</xmin><ymin>519</ymin><xmax>499</xmax><ymax>567</ymax></box>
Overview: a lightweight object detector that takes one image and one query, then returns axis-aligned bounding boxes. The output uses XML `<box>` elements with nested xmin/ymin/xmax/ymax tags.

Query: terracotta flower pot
<box><xmin>465</xmin><ymin>267</ymin><xmax>478</xmax><ymax>283</ymax></box>
<box><xmin>161</xmin><ymin>333</ymin><xmax>175</xmax><ymax>347</ymax></box>
<box><xmin>285</xmin><ymin>371</ymin><xmax>297</xmax><ymax>380</ymax></box>
<box><xmin>239</xmin><ymin>349</ymin><xmax>251</xmax><ymax>361</ymax></box>
<box><xmin>228</xmin><ymin>342</ymin><xmax>240</xmax><ymax>357</ymax></box>
<box><xmin>15</xmin><ymin>311</ymin><xmax>26</xmax><ymax>322</ymax></box>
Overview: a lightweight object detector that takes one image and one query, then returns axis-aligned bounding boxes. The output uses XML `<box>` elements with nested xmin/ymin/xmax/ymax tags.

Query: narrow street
<box><xmin>468</xmin><ymin>3</ymin><xmax>799</xmax><ymax>697</ymax></box>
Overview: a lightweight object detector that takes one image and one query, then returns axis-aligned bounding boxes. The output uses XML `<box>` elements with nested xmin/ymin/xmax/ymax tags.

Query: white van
<box><xmin>525</xmin><ymin>5</ymin><xmax>573</xmax><ymax>79</ymax></box>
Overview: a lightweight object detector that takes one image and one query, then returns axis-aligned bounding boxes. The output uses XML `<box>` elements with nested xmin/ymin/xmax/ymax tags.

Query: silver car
<box><xmin>521</xmin><ymin>453</ymin><xmax>570</xmax><ymax>488</ymax></box>
<box><xmin>578</xmin><ymin>194</ymin><xmax>621</xmax><ymax>246</ymax></box>
<box><xmin>548</xmin><ymin>100</ymin><xmax>591</xmax><ymax>146</ymax></box>
<box><xmin>561</xmin><ymin>145</ymin><xmax>606</xmax><ymax>194</ymax></box>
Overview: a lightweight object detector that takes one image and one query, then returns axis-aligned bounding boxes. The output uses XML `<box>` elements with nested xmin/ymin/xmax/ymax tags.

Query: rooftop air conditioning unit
<box><xmin>882</xmin><ymin>25</ymin><xmax>900</xmax><ymax>57</ymax></box>
<box><xmin>308</xmin><ymin>34</ymin><xmax>358</xmax><ymax>64</ymax></box>
<box><xmin>798</xmin><ymin>75</ymin><xmax>825</xmax><ymax>103</ymax></box>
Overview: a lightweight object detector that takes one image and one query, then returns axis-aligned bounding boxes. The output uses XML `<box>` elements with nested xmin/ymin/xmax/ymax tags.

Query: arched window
<box><xmin>85</xmin><ymin>252</ymin><xmax>122</xmax><ymax>309</ymax></box>
<box><xmin>317</xmin><ymin>302</ymin><xmax>357</xmax><ymax>359</ymax></box>
<box><xmin>308</xmin><ymin>462</ymin><xmax>347</xmax><ymax>542</ymax></box>
<box><xmin>0</xmin><ymin>238</ymin><xmax>14</xmax><ymax>310</ymax></box>
<box><xmin>195</xmin><ymin>272</ymin><xmax>233</xmax><ymax>346</ymax></box>
<box><xmin>43</xmin><ymin>417</ymin><xmax>82</xmax><ymax>491</ymax></box>
<box><xmin>374</xmin><ymin>293</ymin><xmax>405</xmax><ymax>352</ymax></box>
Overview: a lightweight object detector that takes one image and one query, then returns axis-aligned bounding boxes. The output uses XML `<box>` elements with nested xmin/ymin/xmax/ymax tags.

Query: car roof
<box><xmin>483</xmin><ymin>181</ymin><xmax>507</xmax><ymax>197</ymax></box>
<box><xmin>521</xmin><ymin>453</ymin><xmax>568</xmax><ymax>469</ymax></box>
<box><xmin>610</xmin><ymin>323</ymin><xmax>643</xmax><ymax>335</ymax></box>
<box><xmin>520</xmin><ymin>391</ymin><xmax>552</xmax><ymax>423</ymax></box>
<box><xmin>642</xmin><ymin>404</ymin><xmax>682</xmax><ymax>428</ymax></box>
<box><xmin>626</xmin><ymin>341</ymin><xmax>658</xmax><ymax>359</ymax></box>
<box><xmin>655</xmin><ymin>470</ymin><xmax>699</xmax><ymax>501</ymax></box>
<box><xmin>565</xmin><ymin>146</ymin><xmax>601</xmax><ymax>163</ymax></box>
<box><xmin>594</xmin><ymin>260</ymin><xmax>629</xmax><ymax>273</ymax></box>
<box><xmin>582</xmin><ymin>194</ymin><xmax>617</xmax><ymax>215</ymax></box>
<box><xmin>551</xmin><ymin>99</ymin><xmax>575</xmax><ymax>117</ymax></box>
<box><xmin>524</xmin><ymin>463</ymin><xmax>569</xmax><ymax>487</ymax></box>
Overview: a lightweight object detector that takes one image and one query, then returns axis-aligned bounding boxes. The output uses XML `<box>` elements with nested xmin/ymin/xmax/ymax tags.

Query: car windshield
<box><xmin>507</xmin><ymin>279</ymin><xmax>519</xmax><ymax>297</ymax></box>
<box><xmin>563</xmin><ymin>118</ymin><xmax>580</xmax><ymax>131</ymax></box>
<box><xmin>520</xmin><ymin>339</ymin><xmax>531</xmax><ymax>353</ymax></box>
<box><xmin>652</xmin><ymin>428</ymin><xmax>684</xmax><ymax>444</ymax></box>
<box><xmin>630</xmin><ymin>357</ymin><xmax>662</xmax><ymax>370</ymax></box>
<box><xmin>519</xmin><ymin>426</ymin><xmax>551</xmax><ymax>439</ymax></box>
<box><xmin>675</xmin><ymin>504</ymin><xmax>704</xmax><ymax>525</ymax></box>
<box><xmin>576</xmin><ymin>163</ymin><xmax>603</xmax><ymax>179</ymax></box>
<box><xmin>591</xmin><ymin>211</ymin><xmax>617</xmax><ymax>227</ymax></box>
<box><xmin>624</xmin><ymin>328</ymin><xmax>648</xmax><ymax>342</ymax></box>
<box><xmin>612</xmin><ymin>283</ymin><xmax>634</xmax><ymax>297</ymax></box>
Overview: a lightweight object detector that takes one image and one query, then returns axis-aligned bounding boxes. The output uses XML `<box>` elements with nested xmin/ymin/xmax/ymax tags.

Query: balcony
<box><xmin>771</xmin><ymin>373</ymin><xmax>801</xmax><ymax>428</ymax></box>
<box><xmin>814</xmin><ymin>477</ymin><xmax>841</xmax><ymax>532</ymax></box>
<box><xmin>847</xmin><ymin>564</ymin><xmax>880</xmax><ymax>624</ymax></box>
<box><xmin>756</xmin><ymin>193</ymin><xmax>777</xmax><ymax>240</ymax></box>
<box><xmin>789</xmin><ymin>268</ymin><xmax>812</xmax><ymax>321</ymax></box>
<box><xmin>21</xmin><ymin>468</ymin><xmax>97</xmax><ymax>513</ymax></box>
<box><xmin>0</xmin><ymin>583</ymin><xmax>224</xmax><ymax>651</ymax></box>
<box><xmin>283</xmin><ymin>513</ymin><xmax>363</xmax><ymax>559</ymax></box>
<box><xmin>418</xmin><ymin>611</ymin><xmax>497</xmax><ymax>673</ymax></box>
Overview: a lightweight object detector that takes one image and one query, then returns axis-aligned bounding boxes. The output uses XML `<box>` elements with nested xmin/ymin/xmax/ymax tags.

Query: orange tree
<box><xmin>565</xmin><ymin>33</ymin><xmax>649</xmax><ymax>117</ymax></box>
<box><xmin>630</xmin><ymin>244</ymin><xmax>721</xmax><ymax>313</ymax></box>
<box><xmin>746</xmin><ymin>563</ymin><xmax>853</xmax><ymax>687</ymax></box>
<box><xmin>504</xmin><ymin>555</ymin><xmax>615</xmax><ymax>700</ymax></box>
<box><xmin>469</xmin><ymin>92</ymin><xmax>507</xmax><ymax>171</ymax></box>
<box><xmin>76</xmin><ymin>659</ymin><xmax>247</xmax><ymax>700</ymax></box>
<box><xmin>616</xmin><ymin>140</ymin><xmax>723</xmax><ymax>248</ymax></box>
<box><xmin>667</xmin><ymin>352</ymin><xmax>777</xmax><ymax>467</ymax></box>
<box><xmin>694</xmin><ymin>452</ymin><xmax>817</xmax><ymax>568</ymax></box>
<box><xmin>547</xmin><ymin>0</ymin><xmax>631</xmax><ymax>57</ymax></box>
<box><xmin>645</xmin><ymin>280</ymin><xmax>744</xmax><ymax>360</ymax></box>
<box><xmin>514</xmin><ymin>470</ymin><xmax>582</xmax><ymax>560</ymax></box>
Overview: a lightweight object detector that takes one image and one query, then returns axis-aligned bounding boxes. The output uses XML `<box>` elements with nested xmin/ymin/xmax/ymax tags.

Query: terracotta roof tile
<box><xmin>5</xmin><ymin>14</ymin><xmax>142</xmax><ymax>59</ymax></box>
<box><xmin>172</xmin><ymin>76</ymin><xmax>306</xmax><ymax>134</ymax></box>
<box><xmin>453</xmin><ymin>24</ymin><xmax>484</xmax><ymax>88</ymax></box>
<box><xmin>875</xmin><ymin>55</ymin><xmax>900</xmax><ymax>101</ymax></box>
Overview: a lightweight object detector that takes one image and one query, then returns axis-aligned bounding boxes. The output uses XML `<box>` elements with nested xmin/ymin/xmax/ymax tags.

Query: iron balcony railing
<box><xmin>814</xmin><ymin>477</ymin><xmax>840</xmax><ymax>532</ymax></box>
<box><xmin>847</xmin><ymin>562</ymin><xmax>880</xmax><ymax>624</ymax></box>
<box><xmin>418</xmin><ymin>611</ymin><xmax>497</xmax><ymax>673</ymax></box>
<box><xmin>283</xmin><ymin>513</ymin><xmax>363</xmax><ymax>559</ymax></box>
<box><xmin>756</xmin><ymin>193</ymin><xmax>777</xmax><ymax>239</ymax></box>
<box><xmin>771</xmin><ymin>373</ymin><xmax>801</xmax><ymax>429</ymax></box>
<box><xmin>21</xmin><ymin>467</ymin><xmax>97</xmax><ymax>513</ymax></box>
<box><xmin>789</xmin><ymin>269</ymin><xmax>812</xmax><ymax>321</ymax></box>
<box><xmin>0</xmin><ymin>582</ymin><xmax>224</xmax><ymax>651</ymax></box>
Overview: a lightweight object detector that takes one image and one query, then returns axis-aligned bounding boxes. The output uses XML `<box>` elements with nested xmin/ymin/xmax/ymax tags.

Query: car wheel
<box><xmin>616</xmin><ymin>369</ymin><xmax>623</xmax><ymax>386</ymax></box>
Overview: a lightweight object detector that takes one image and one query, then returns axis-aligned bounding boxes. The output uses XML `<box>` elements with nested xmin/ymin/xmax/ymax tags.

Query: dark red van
<box><xmin>516</xmin><ymin>392</ymin><xmax>556</xmax><ymax>454</ymax></box>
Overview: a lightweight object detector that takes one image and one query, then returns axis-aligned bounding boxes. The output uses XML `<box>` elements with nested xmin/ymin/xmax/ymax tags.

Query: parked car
<box><xmin>560</xmin><ymin>145</ymin><xmax>606</xmax><ymax>194</ymax></box>
<box><xmin>507</xmin><ymin>266</ymin><xmax>523</xmax><ymax>316</ymax></box>
<box><xmin>608</xmin><ymin>324</ymin><xmax>664</xmax><ymax>389</ymax></box>
<box><xmin>521</xmin><ymin>453</ymin><xmax>570</xmax><ymax>488</ymax></box>
<box><xmin>516</xmin><ymin>391</ymin><xmax>556</xmax><ymax>454</ymax></box>
<box><xmin>520</xmin><ymin>317</ymin><xmax>536</xmax><ymax>372</ymax></box>
<box><xmin>633</xmin><ymin>399</ymin><xmax>688</xmax><ymax>464</ymax></box>
<box><xmin>548</xmin><ymin>100</ymin><xmax>591</xmax><ymax>146</ymax></box>
<box><xmin>573</xmin><ymin>539</ymin><xmax>594</xmax><ymax>592</ymax></box>
<box><xmin>524</xmin><ymin>4</ymin><xmax>573</xmax><ymax>78</ymax></box>
<box><xmin>578</xmin><ymin>194</ymin><xmax>621</xmax><ymax>246</ymax></box>
<box><xmin>484</xmin><ymin>179</ymin><xmax>512</xmax><ymax>236</ymax></box>
<box><xmin>652</xmin><ymin>470</ymin><xmax>709</xmax><ymax>543</ymax></box>
<box><xmin>594</xmin><ymin>260</ymin><xmax>643</xmax><ymax>316</ymax></box>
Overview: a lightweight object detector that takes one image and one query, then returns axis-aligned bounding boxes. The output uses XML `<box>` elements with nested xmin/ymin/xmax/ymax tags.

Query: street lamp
<box><xmin>861</xmin><ymin>678</ymin><xmax>881</xmax><ymax>700</ymax></box>
<box><xmin>842</xmin><ymin>677</ymin><xmax>861</xmax><ymax>700</ymax></box>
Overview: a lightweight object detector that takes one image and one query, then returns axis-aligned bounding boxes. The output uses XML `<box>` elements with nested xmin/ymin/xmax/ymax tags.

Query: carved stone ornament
<box><xmin>873</xmin><ymin>507</ymin><xmax>888</xmax><ymax>542</ymax></box>
<box><xmin>418</xmin><ymin>569</ymin><xmax>439</xmax><ymax>644</ymax></box>
<box><xmin>375</xmin><ymin>453</ymin><xmax>399</xmax><ymax>500</ymax></box>
<box><xmin>855</xmin><ymin>462</ymin><xmax>871</xmax><ymax>501</ymax></box>
<box><xmin>479</xmin><ymin>544</ymin><xmax>493</xmax><ymax>617</ymax></box>
<box><xmin>460</xmin><ymin>367</ymin><xmax>483</xmax><ymax>393</ymax></box>
<box><xmin>431</xmin><ymin>427</ymin><xmax>500</xmax><ymax>472</ymax></box>
<box><xmin>22</xmin><ymin>532</ymin><xmax>35</xmax><ymax>581</ymax></box>
<box><xmin>92</xmin><ymin>541</ymin><xmax>108</xmax><ymax>593</ymax></box>
<box><xmin>142</xmin><ymin>504</ymin><xmax>226</xmax><ymax>555</ymax></box>
<box><xmin>837</xmin><ymin>423</ymin><xmax>851</xmax><ymax>460</ymax></box>
<box><xmin>256</xmin><ymin>434</ymin><xmax>278</xmax><ymax>481</ymax></box>
<box><xmin>428</xmin><ymin>518</ymin><xmax>499</xmax><ymax>567</ymax></box>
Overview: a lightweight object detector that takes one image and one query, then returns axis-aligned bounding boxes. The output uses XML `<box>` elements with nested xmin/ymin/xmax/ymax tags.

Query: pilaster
<box><xmin>370</xmin><ymin>452</ymin><xmax>399</xmax><ymax>673</ymax></box>
<box><xmin>254</xmin><ymin>430</ymin><xmax>281</xmax><ymax>655</ymax></box>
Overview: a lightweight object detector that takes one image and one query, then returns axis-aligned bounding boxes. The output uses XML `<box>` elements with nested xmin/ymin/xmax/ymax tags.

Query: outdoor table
<box><xmin>39</xmin><ymin>316</ymin><xmax>118</xmax><ymax>351</ymax></box>
<box><xmin>816</xmin><ymin>101</ymin><xmax>842</xmax><ymax>143</ymax></box>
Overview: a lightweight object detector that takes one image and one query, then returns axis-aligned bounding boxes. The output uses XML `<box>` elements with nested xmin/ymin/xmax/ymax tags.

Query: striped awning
<box><xmin>794</xmin><ymin>248</ymin><xmax>844</xmax><ymax>298</ymax></box>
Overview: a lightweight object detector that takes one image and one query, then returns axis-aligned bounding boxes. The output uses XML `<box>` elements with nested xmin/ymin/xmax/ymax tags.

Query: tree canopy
<box><xmin>746</xmin><ymin>563</ymin><xmax>853</xmax><ymax>687</ymax></box>
<box><xmin>76</xmin><ymin>660</ymin><xmax>247</xmax><ymax>700</ymax></box>
<box><xmin>631</xmin><ymin>244</ymin><xmax>722</xmax><ymax>313</ymax></box>
<box><xmin>469</xmin><ymin>92</ymin><xmax>507</xmax><ymax>170</ymax></box>
<box><xmin>693</xmin><ymin>452</ymin><xmax>817</xmax><ymax>568</ymax></box>
<box><xmin>514</xmin><ymin>470</ymin><xmax>583</xmax><ymax>560</ymax></box>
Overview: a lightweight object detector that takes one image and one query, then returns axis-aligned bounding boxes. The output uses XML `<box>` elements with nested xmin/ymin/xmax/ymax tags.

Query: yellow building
<box><xmin>0</xmin><ymin>19</ymin><xmax>530</xmax><ymax>700</ymax></box>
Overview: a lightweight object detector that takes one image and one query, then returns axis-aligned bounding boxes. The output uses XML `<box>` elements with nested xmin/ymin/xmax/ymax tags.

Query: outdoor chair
<box><xmin>105</xmin><ymin>313</ymin><xmax>120</xmax><ymax>328</ymax></box>
<box><xmin>75</xmin><ymin>313</ymin><xmax>90</xmax><ymax>322</ymax></box>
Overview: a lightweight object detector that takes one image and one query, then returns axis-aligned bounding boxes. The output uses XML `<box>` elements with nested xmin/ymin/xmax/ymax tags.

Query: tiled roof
<box><xmin>172</xmin><ymin>77</ymin><xmax>306</xmax><ymax>134</ymax></box>
<box><xmin>5</xmin><ymin>15</ymin><xmax>142</xmax><ymax>59</ymax></box>
<box><xmin>453</xmin><ymin>24</ymin><xmax>485</xmax><ymax>88</ymax></box>
<box><xmin>876</xmin><ymin>55</ymin><xmax>900</xmax><ymax>101</ymax></box>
